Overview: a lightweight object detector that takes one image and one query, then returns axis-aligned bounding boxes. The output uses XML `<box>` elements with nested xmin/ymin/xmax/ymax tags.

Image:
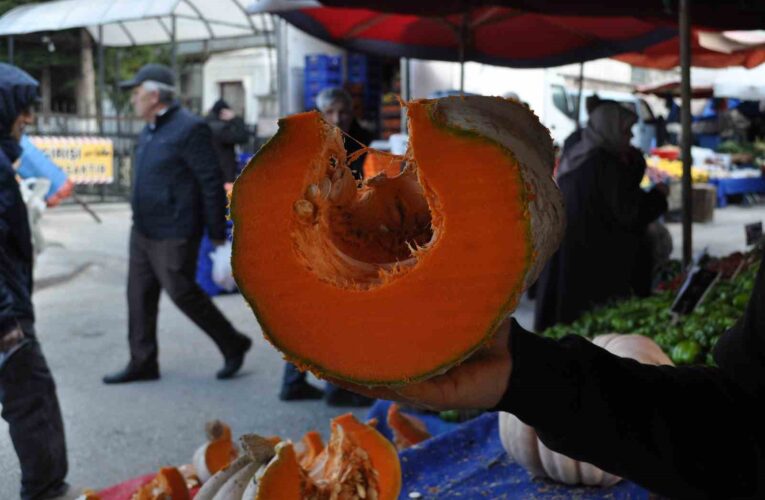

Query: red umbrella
<box><xmin>262</xmin><ymin>5</ymin><xmax>677</xmax><ymax>69</ymax></box>
<box><xmin>616</xmin><ymin>31</ymin><xmax>765</xmax><ymax>70</ymax></box>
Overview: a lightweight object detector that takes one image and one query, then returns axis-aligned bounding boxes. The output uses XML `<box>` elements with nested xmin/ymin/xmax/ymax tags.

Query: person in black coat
<box><xmin>0</xmin><ymin>63</ymin><xmax>71</xmax><ymax>500</ymax></box>
<box><xmin>534</xmin><ymin>100</ymin><xmax>668</xmax><ymax>332</ymax></box>
<box><xmin>206</xmin><ymin>99</ymin><xmax>249</xmax><ymax>191</ymax></box>
<box><xmin>103</xmin><ymin>64</ymin><xmax>251</xmax><ymax>384</ymax></box>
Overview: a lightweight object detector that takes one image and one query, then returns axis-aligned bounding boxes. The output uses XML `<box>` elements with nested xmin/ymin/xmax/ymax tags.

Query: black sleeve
<box><xmin>494</xmin><ymin>318</ymin><xmax>765</xmax><ymax>499</ymax></box>
<box><xmin>598</xmin><ymin>155</ymin><xmax>667</xmax><ymax>231</ymax></box>
<box><xmin>217</xmin><ymin>118</ymin><xmax>249</xmax><ymax>145</ymax></box>
<box><xmin>183</xmin><ymin>122</ymin><xmax>227</xmax><ymax>241</ymax></box>
<box><xmin>0</xmin><ymin>179</ymin><xmax>18</xmax><ymax>331</ymax></box>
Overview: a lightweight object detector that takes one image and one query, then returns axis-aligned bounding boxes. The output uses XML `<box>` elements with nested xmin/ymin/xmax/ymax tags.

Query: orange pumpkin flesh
<box><xmin>133</xmin><ymin>466</ymin><xmax>190</xmax><ymax>500</ymax></box>
<box><xmin>387</xmin><ymin>403</ymin><xmax>431</xmax><ymax>450</ymax></box>
<box><xmin>232</xmin><ymin>96</ymin><xmax>560</xmax><ymax>385</ymax></box>
<box><xmin>254</xmin><ymin>442</ymin><xmax>303</xmax><ymax>500</ymax></box>
<box><xmin>297</xmin><ymin>430</ymin><xmax>325</xmax><ymax>469</ymax></box>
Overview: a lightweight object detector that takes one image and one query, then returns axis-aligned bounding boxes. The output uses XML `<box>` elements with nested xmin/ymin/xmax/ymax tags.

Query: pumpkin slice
<box><xmin>387</xmin><ymin>403</ymin><xmax>431</xmax><ymax>450</ymax></box>
<box><xmin>232</xmin><ymin>96</ymin><xmax>562</xmax><ymax>385</ymax></box>
<box><xmin>296</xmin><ymin>430</ymin><xmax>325</xmax><ymax>470</ymax></box>
<box><xmin>192</xmin><ymin>420</ymin><xmax>238</xmax><ymax>483</ymax></box>
<box><xmin>131</xmin><ymin>466</ymin><xmax>190</xmax><ymax>500</ymax></box>
<box><xmin>251</xmin><ymin>441</ymin><xmax>304</xmax><ymax>499</ymax></box>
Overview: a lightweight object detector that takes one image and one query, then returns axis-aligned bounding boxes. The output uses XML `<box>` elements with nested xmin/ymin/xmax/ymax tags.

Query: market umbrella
<box><xmin>615</xmin><ymin>31</ymin><xmax>765</xmax><ymax>70</ymax></box>
<box><xmin>251</xmin><ymin>1</ymin><xmax>678</xmax><ymax>83</ymax></box>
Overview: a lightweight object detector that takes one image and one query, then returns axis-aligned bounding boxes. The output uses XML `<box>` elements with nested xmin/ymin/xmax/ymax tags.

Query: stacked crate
<box><xmin>345</xmin><ymin>53</ymin><xmax>382</xmax><ymax>124</ymax></box>
<box><xmin>303</xmin><ymin>54</ymin><xmax>343</xmax><ymax>111</ymax></box>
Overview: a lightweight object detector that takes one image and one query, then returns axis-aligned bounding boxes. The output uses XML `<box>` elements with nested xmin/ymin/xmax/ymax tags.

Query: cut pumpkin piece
<box><xmin>191</xmin><ymin>420</ymin><xmax>238</xmax><ymax>484</ymax></box>
<box><xmin>195</xmin><ymin>413</ymin><xmax>400</xmax><ymax>500</ymax></box>
<box><xmin>387</xmin><ymin>403</ymin><xmax>431</xmax><ymax>450</ymax></box>
<box><xmin>131</xmin><ymin>466</ymin><xmax>189</xmax><ymax>500</ymax></box>
<box><xmin>231</xmin><ymin>96</ymin><xmax>563</xmax><ymax>385</ymax></box>
<box><xmin>296</xmin><ymin>430</ymin><xmax>325</xmax><ymax>470</ymax></box>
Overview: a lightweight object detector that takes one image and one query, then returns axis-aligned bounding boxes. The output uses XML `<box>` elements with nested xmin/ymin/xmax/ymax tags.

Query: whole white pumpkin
<box><xmin>498</xmin><ymin>333</ymin><xmax>673</xmax><ymax>487</ymax></box>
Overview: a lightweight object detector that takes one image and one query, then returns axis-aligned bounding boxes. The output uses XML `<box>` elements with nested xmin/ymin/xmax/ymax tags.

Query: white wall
<box><xmin>202</xmin><ymin>47</ymin><xmax>274</xmax><ymax>125</ymax></box>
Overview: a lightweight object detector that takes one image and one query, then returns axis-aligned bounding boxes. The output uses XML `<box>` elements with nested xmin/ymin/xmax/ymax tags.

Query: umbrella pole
<box><xmin>7</xmin><ymin>36</ymin><xmax>13</xmax><ymax>65</ymax></box>
<box><xmin>459</xmin><ymin>12</ymin><xmax>467</xmax><ymax>94</ymax></box>
<box><xmin>97</xmin><ymin>25</ymin><xmax>105</xmax><ymax>134</ymax></box>
<box><xmin>680</xmin><ymin>0</ymin><xmax>693</xmax><ymax>267</ymax></box>
<box><xmin>276</xmin><ymin>18</ymin><xmax>289</xmax><ymax>116</ymax></box>
<box><xmin>171</xmin><ymin>14</ymin><xmax>178</xmax><ymax>80</ymax></box>
<box><xmin>576</xmin><ymin>62</ymin><xmax>585</xmax><ymax>129</ymax></box>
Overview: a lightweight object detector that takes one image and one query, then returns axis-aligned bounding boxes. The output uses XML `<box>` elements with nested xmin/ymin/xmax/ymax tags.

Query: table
<box><xmin>709</xmin><ymin>176</ymin><xmax>765</xmax><ymax>207</ymax></box>
<box><xmin>367</xmin><ymin>400</ymin><xmax>650</xmax><ymax>499</ymax></box>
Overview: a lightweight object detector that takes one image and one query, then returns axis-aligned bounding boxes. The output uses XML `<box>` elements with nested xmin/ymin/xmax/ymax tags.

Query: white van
<box><xmin>558</xmin><ymin>88</ymin><xmax>659</xmax><ymax>152</ymax></box>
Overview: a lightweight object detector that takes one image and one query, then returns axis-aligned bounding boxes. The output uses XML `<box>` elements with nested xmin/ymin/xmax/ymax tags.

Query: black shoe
<box><xmin>279</xmin><ymin>382</ymin><xmax>325</xmax><ymax>401</ymax></box>
<box><xmin>102</xmin><ymin>364</ymin><xmax>159</xmax><ymax>384</ymax></box>
<box><xmin>217</xmin><ymin>334</ymin><xmax>252</xmax><ymax>380</ymax></box>
<box><xmin>325</xmin><ymin>389</ymin><xmax>375</xmax><ymax>407</ymax></box>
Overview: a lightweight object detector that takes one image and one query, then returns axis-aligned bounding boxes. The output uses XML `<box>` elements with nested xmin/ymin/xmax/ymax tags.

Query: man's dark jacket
<box><xmin>0</xmin><ymin>65</ymin><xmax>36</xmax><ymax>334</ymax></box>
<box><xmin>132</xmin><ymin>104</ymin><xmax>227</xmax><ymax>241</ymax></box>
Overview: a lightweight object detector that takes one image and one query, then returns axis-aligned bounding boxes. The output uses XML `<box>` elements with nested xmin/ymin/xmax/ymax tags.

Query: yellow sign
<box><xmin>28</xmin><ymin>136</ymin><xmax>114</xmax><ymax>184</ymax></box>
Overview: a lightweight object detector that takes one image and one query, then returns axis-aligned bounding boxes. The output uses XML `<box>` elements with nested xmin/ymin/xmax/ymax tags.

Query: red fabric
<box><xmin>98</xmin><ymin>474</ymin><xmax>200</xmax><ymax>500</ymax></box>
<box><xmin>288</xmin><ymin>6</ymin><xmax>675</xmax><ymax>67</ymax></box>
<box><xmin>318</xmin><ymin>0</ymin><xmax>765</xmax><ymax>30</ymax></box>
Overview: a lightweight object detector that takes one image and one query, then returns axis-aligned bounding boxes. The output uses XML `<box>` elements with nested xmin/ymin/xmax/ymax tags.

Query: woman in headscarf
<box><xmin>534</xmin><ymin>101</ymin><xmax>669</xmax><ymax>332</ymax></box>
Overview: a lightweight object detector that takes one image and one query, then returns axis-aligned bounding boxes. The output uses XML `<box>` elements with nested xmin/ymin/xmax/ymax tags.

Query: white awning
<box><xmin>0</xmin><ymin>0</ymin><xmax>274</xmax><ymax>47</ymax></box>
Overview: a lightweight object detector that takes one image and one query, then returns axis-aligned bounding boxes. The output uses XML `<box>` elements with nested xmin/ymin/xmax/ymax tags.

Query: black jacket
<box><xmin>534</xmin><ymin>148</ymin><xmax>667</xmax><ymax>331</ymax></box>
<box><xmin>206</xmin><ymin>114</ymin><xmax>249</xmax><ymax>184</ymax></box>
<box><xmin>499</xmin><ymin>250</ymin><xmax>765</xmax><ymax>498</ymax></box>
<box><xmin>132</xmin><ymin>105</ymin><xmax>227</xmax><ymax>241</ymax></box>
<box><xmin>0</xmin><ymin>64</ymin><xmax>38</xmax><ymax>335</ymax></box>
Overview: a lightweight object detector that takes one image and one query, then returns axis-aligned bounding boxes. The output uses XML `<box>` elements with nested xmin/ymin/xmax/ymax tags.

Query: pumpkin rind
<box><xmin>231</xmin><ymin>96</ymin><xmax>563</xmax><ymax>385</ymax></box>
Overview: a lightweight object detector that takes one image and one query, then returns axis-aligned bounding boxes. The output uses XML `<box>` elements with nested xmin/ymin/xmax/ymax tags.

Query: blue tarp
<box><xmin>367</xmin><ymin>400</ymin><xmax>650</xmax><ymax>499</ymax></box>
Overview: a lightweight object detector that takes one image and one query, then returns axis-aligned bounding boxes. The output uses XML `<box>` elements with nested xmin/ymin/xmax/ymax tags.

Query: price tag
<box><xmin>670</xmin><ymin>267</ymin><xmax>720</xmax><ymax>316</ymax></box>
<box><xmin>745</xmin><ymin>222</ymin><xmax>763</xmax><ymax>246</ymax></box>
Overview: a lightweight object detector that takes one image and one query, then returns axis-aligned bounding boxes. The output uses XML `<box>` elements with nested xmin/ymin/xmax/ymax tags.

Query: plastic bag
<box><xmin>210</xmin><ymin>241</ymin><xmax>237</xmax><ymax>292</ymax></box>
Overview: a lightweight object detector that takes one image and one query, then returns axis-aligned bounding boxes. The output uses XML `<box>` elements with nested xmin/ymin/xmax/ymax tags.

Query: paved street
<box><xmin>1</xmin><ymin>200</ymin><xmax>763</xmax><ymax>497</ymax></box>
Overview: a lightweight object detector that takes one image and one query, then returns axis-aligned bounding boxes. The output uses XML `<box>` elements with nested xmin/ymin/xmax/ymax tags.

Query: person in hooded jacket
<box><xmin>205</xmin><ymin>99</ymin><xmax>249</xmax><ymax>192</ymax></box>
<box><xmin>0</xmin><ymin>63</ymin><xmax>71</xmax><ymax>500</ymax></box>
<box><xmin>534</xmin><ymin>100</ymin><xmax>669</xmax><ymax>332</ymax></box>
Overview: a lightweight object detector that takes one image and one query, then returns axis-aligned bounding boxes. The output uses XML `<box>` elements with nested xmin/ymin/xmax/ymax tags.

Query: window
<box><xmin>218</xmin><ymin>81</ymin><xmax>246</xmax><ymax>117</ymax></box>
<box><xmin>552</xmin><ymin>85</ymin><xmax>574</xmax><ymax>119</ymax></box>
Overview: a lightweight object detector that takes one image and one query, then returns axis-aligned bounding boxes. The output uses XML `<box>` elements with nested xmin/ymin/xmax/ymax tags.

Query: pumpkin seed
<box><xmin>293</xmin><ymin>199</ymin><xmax>315</xmax><ymax>220</ymax></box>
<box><xmin>319</xmin><ymin>177</ymin><xmax>332</xmax><ymax>199</ymax></box>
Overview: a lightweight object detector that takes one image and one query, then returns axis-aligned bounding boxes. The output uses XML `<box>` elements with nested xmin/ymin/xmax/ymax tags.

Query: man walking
<box><xmin>103</xmin><ymin>64</ymin><xmax>251</xmax><ymax>384</ymax></box>
<box><xmin>0</xmin><ymin>62</ymin><xmax>71</xmax><ymax>500</ymax></box>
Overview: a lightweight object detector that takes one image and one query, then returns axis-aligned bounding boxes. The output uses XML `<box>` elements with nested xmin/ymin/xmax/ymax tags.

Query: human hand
<box><xmin>0</xmin><ymin>324</ymin><xmax>24</xmax><ymax>352</ymax></box>
<box><xmin>328</xmin><ymin>317</ymin><xmax>513</xmax><ymax>411</ymax></box>
<box><xmin>224</xmin><ymin>182</ymin><xmax>234</xmax><ymax>195</ymax></box>
<box><xmin>219</xmin><ymin>108</ymin><xmax>236</xmax><ymax>121</ymax></box>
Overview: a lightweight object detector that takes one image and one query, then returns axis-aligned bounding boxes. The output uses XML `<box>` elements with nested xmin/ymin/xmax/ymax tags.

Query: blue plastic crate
<box><xmin>305</xmin><ymin>67</ymin><xmax>343</xmax><ymax>81</ymax></box>
<box><xmin>305</xmin><ymin>54</ymin><xmax>342</xmax><ymax>72</ymax></box>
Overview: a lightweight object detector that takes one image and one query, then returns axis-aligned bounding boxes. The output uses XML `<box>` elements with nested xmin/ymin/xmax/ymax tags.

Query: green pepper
<box><xmin>671</xmin><ymin>340</ymin><xmax>701</xmax><ymax>365</ymax></box>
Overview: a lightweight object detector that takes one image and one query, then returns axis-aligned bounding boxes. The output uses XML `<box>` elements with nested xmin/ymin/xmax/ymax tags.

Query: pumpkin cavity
<box><xmin>291</xmin><ymin>146</ymin><xmax>436</xmax><ymax>291</ymax></box>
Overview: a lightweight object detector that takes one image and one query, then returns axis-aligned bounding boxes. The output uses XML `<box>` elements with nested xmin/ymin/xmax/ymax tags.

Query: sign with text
<box><xmin>28</xmin><ymin>136</ymin><xmax>114</xmax><ymax>184</ymax></box>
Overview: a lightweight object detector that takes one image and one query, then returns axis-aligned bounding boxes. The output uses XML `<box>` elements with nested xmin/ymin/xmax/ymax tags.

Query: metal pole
<box><xmin>7</xmin><ymin>36</ymin><xmax>14</xmax><ymax>65</ymax></box>
<box><xmin>400</xmin><ymin>58</ymin><xmax>410</xmax><ymax>133</ymax></box>
<box><xmin>171</xmin><ymin>15</ymin><xmax>178</xmax><ymax>80</ymax></box>
<box><xmin>276</xmin><ymin>18</ymin><xmax>289</xmax><ymax>116</ymax></box>
<box><xmin>97</xmin><ymin>25</ymin><xmax>105</xmax><ymax>134</ymax></box>
<box><xmin>115</xmin><ymin>48</ymin><xmax>123</xmax><ymax>196</ymax></box>
<box><xmin>680</xmin><ymin>0</ymin><xmax>693</xmax><ymax>267</ymax></box>
<box><xmin>458</xmin><ymin>14</ymin><xmax>467</xmax><ymax>93</ymax></box>
<box><xmin>576</xmin><ymin>61</ymin><xmax>585</xmax><ymax>129</ymax></box>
